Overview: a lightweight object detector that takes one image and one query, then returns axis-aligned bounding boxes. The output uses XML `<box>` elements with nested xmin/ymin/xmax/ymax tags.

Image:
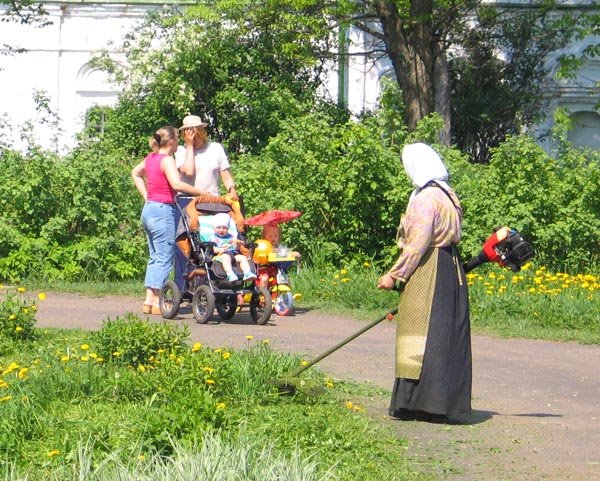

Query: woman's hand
<box><xmin>377</xmin><ymin>274</ymin><xmax>396</xmax><ymax>290</ymax></box>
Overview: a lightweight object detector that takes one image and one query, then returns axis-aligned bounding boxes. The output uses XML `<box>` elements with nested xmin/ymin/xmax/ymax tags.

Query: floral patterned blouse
<box><xmin>387</xmin><ymin>185</ymin><xmax>462</xmax><ymax>282</ymax></box>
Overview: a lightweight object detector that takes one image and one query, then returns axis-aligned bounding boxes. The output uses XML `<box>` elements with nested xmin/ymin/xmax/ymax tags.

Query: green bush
<box><xmin>0</xmin><ymin>288</ymin><xmax>37</xmax><ymax>342</ymax></box>
<box><xmin>92</xmin><ymin>314</ymin><xmax>189</xmax><ymax>367</ymax></box>
<box><xmin>455</xmin><ymin>135</ymin><xmax>600</xmax><ymax>271</ymax></box>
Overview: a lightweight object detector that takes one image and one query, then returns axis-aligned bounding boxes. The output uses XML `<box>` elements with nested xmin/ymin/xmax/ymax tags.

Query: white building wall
<box><xmin>0</xmin><ymin>2</ymin><xmax>153</xmax><ymax>151</ymax></box>
<box><xmin>0</xmin><ymin>1</ymin><xmax>598</xmax><ymax>152</ymax></box>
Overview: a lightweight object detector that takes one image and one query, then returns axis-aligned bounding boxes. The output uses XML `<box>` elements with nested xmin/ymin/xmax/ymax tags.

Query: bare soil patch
<box><xmin>35</xmin><ymin>291</ymin><xmax>600</xmax><ymax>481</ymax></box>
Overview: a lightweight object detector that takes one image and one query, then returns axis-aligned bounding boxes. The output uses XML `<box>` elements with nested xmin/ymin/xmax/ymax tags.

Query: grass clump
<box><xmin>0</xmin><ymin>319</ymin><xmax>424</xmax><ymax>481</ymax></box>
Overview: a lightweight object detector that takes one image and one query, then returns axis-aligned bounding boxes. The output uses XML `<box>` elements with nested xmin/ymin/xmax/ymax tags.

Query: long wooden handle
<box><xmin>284</xmin><ymin>307</ymin><xmax>399</xmax><ymax>379</ymax></box>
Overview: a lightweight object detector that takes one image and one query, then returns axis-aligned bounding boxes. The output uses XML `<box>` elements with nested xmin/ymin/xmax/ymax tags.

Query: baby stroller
<box><xmin>159</xmin><ymin>193</ymin><xmax>272</xmax><ymax>325</ymax></box>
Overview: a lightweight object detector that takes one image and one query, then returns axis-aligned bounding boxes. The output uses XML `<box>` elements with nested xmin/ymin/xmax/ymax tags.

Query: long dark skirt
<box><xmin>389</xmin><ymin>245</ymin><xmax>471</xmax><ymax>419</ymax></box>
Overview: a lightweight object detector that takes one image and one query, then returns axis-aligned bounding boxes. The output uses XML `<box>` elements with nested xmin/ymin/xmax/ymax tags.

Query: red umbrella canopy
<box><xmin>245</xmin><ymin>210</ymin><xmax>302</xmax><ymax>226</ymax></box>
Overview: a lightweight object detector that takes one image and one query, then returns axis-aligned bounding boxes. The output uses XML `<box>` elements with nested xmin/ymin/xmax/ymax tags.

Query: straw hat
<box><xmin>179</xmin><ymin>115</ymin><xmax>208</xmax><ymax>131</ymax></box>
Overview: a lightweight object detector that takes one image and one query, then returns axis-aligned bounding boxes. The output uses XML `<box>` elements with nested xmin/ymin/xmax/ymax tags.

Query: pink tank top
<box><xmin>144</xmin><ymin>152</ymin><xmax>176</xmax><ymax>203</ymax></box>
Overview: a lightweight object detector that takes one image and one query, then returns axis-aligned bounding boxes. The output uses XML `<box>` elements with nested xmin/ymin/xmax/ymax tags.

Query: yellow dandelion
<box><xmin>0</xmin><ymin>395</ymin><xmax>12</xmax><ymax>402</ymax></box>
<box><xmin>15</xmin><ymin>326</ymin><xmax>23</xmax><ymax>332</ymax></box>
<box><xmin>22</xmin><ymin>308</ymin><xmax>28</xmax><ymax>314</ymax></box>
<box><xmin>112</xmin><ymin>351</ymin><xmax>121</xmax><ymax>357</ymax></box>
<box><xmin>80</xmin><ymin>356</ymin><xmax>89</xmax><ymax>362</ymax></box>
<box><xmin>0</xmin><ymin>379</ymin><xmax>8</xmax><ymax>389</ymax></box>
<box><xmin>301</xmin><ymin>360</ymin><xmax>309</xmax><ymax>366</ymax></box>
<box><xmin>340</xmin><ymin>269</ymin><xmax>348</xmax><ymax>275</ymax></box>
<box><xmin>80</xmin><ymin>344</ymin><xmax>90</xmax><ymax>351</ymax></box>
<box><xmin>18</xmin><ymin>368</ymin><xmax>29</xmax><ymax>379</ymax></box>
<box><xmin>38</xmin><ymin>292</ymin><xmax>46</xmax><ymax>301</ymax></box>
<box><xmin>341</xmin><ymin>278</ymin><xmax>351</xmax><ymax>283</ymax></box>
<box><xmin>325</xmin><ymin>380</ymin><xmax>334</xmax><ymax>388</ymax></box>
<box><xmin>222</xmin><ymin>352</ymin><xmax>231</xmax><ymax>360</ymax></box>
<box><xmin>345</xmin><ymin>401</ymin><xmax>354</xmax><ymax>410</ymax></box>
<box><xmin>157</xmin><ymin>348</ymin><xmax>166</xmax><ymax>354</ymax></box>
<box><xmin>334</xmin><ymin>273</ymin><xmax>340</xmax><ymax>279</ymax></box>
<box><xmin>363</xmin><ymin>261</ymin><xmax>370</xmax><ymax>267</ymax></box>
<box><xmin>3</xmin><ymin>362</ymin><xmax>19</xmax><ymax>375</ymax></box>
<box><xmin>205</xmin><ymin>379</ymin><xmax>215</xmax><ymax>385</ymax></box>
<box><xmin>203</xmin><ymin>367</ymin><xmax>215</xmax><ymax>374</ymax></box>
<box><xmin>8</xmin><ymin>314</ymin><xmax>16</xmax><ymax>321</ymax></box>
<box><xmin>216</xmin><ymin>402</ymin><xmax>226</xmax><ymax>410</ymax></box>
<box><xmin>214</xmin><ymin>348</ymin><xmax>222</xmax><ymax>353</ymax></box>
<box><xmin>60</xmin><ymin>355</ymin><xmax>69</xmax><ymax>362</ymax></box>
<box><xmin>246</xmin><ymin>335</ymin><xmax>254</xmax><ymax>341</ymax></box>
<box><xmin>47</xmin><ymin>449</ymin><xmax>60</xmax><ymax>458</ymax></box>
<box><xmin>137</xmin><ymin>365</ymin><xmax>146</xmax><ymax>373</ymax></box>
<box><xmin>262</xmin><ymin>339</ymin><xmax>270</xmax><ymax>345</ymax></box>
<box><xmin>138</xmin><ymin>455</ymin><xmax>146</xmax><ymax>461</ymax></box>
<box><xmin>191</xmin><ymin>342</ymin><xmax>202</xmax><ymax>352</ymax></box>
<box><xmin>90</xmin><ymin>353</ymin><xmax>98</xmax><ymax>359</ymax></box>
<box><xmin>17</xmin><ymin>287</ymin><xmax>26</xmax><ymax>293</ymax></box>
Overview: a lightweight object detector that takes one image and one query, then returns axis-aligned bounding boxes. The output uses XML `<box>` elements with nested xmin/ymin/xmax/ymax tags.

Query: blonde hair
<box><xmin>193</xmin><ymin>125</ymin><xmax>208</xmax><ymax>145</ymax></box>
<box><xmin>149</xmin><ymin>126</ymin><xmax>178</xmax><ymax>152</ymax></box>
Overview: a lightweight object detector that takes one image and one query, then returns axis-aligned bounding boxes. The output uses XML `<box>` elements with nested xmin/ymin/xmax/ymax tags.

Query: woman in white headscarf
<box><xmin>378</xmin><ymin>142</ymin><xmax>471</xmax><ymax>423</ymax></box>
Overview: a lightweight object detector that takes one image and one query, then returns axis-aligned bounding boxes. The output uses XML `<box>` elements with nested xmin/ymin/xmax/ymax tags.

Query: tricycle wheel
<box><xmin>159</xmin><ymin>280</ymin><xmax>181</xmax><ymax>319</ymax></box>
<box><xmin>192</xmin><ymin>285</ymin><xmax>215</xmax><ymax>324</ymax></box>
<box><xmin>274</xmin><ymin>291</ymin><xmax>294</xmax><ymax>316</ymax></box>
<box><xmin>250</xmin><ymin>286</ymin><xmax>272</xmax><ymax>325</ymax></box>
<box><xmin>216</xmin><ymin>295</ymin><xmax>237</xmax><ymax>320</ymax></box>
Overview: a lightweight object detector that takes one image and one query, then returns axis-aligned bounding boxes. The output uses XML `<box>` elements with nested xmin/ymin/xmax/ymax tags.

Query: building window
<box><xmin>84</xmin><ymin>106</ymin><xmax>109</xmax><ymax>139</ymax></box>
<box><xmin>568</xmin><ymin>111</ymin><xmax>600</xmax><ymax>150</ymax></box>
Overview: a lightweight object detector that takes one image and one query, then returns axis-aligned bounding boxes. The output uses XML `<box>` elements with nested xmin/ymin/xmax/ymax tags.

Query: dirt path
<box><xmin>34</xmin><ymin>291</ymin><xmax>600</xmax><ymax>481</ymax></box>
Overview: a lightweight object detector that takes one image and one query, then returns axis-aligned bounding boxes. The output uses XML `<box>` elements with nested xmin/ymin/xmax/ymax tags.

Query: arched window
<box><xmin>75</xmin><ymin>62</ymin><xmax>119</xmax><ymax>135</ymax></box>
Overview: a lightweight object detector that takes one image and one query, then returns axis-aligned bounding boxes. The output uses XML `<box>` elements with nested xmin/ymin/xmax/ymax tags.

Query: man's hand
<box><xmin>183</xmin><ymin>128</ymin><xmax>195</xmax><ymax>146</ymax></box>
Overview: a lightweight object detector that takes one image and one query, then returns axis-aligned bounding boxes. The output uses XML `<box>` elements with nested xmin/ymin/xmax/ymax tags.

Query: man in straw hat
<box><xmin>175</xmin><ymin>114</ymin><xmax>239</xmax><ymax>200</ymax></box>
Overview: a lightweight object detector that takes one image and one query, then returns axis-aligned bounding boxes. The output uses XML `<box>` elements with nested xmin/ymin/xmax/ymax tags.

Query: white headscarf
<box><xmin>401</xmin><ymin>143</ymin><xmax>450</xmax><ymax>204</ymax></box>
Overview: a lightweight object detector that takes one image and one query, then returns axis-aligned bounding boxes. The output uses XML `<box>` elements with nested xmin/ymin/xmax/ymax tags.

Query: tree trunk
<box><xmin>434</xmin><ymin>47</ymin><xmax>451</xmax><ymax>145</ymax></box>
<box><xmin>373</xmin><ymin>0</ymin><xmax>450</xmax><ymax>144</ymax></box>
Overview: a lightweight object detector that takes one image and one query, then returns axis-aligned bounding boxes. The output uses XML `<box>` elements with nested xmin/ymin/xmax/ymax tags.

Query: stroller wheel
<box><xmin>274</xmin><ymin>291</ymin><xmax>294</xmax><ymax>316</ymax></box>
<box><xmin>159</xmin><ymin>280</ymin><xmax>181</xmax><ymax>319</ymax></box>
<box><xmin>192</xmin><ymin>285</ymin><xmax>215</xmax><ymax>324</ymax></box>
<box><xmin>216</xmin><ymin>295</ymin><xmax>237</xmax><ymax>320</ymax></box>
<box><xmin>250</xmin><ymin>286</ymin><xmax>272</xmax><ymax>325</ymax></box>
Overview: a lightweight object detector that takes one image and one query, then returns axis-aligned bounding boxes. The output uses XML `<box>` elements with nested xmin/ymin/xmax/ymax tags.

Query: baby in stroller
<box><xmin>210</xmin><ymin>213</ymin><xmax>256</xmax><ymax>283</ymax></box>
<box><xmin>158</xmin><ymin>194</ymin><xmax>272</xmax><ymax>324</ymax></box>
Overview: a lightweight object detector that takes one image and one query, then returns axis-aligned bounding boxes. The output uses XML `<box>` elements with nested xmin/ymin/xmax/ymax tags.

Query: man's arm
<box><xmin>220</xmin><ymin>169</ymin><xmax>238</xmax><ymax>200</ymax></box>
<box><xmin>178</xmin><ymin>129</ymin><xmax>196</xmax><ymax>177</ymax></box>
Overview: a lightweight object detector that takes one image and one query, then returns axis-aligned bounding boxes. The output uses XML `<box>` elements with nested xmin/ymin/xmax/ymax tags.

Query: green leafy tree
<box><xmin>91</xmin><ymin>1</ymin><xmax>345</xmax><ymax>157</ymax></box>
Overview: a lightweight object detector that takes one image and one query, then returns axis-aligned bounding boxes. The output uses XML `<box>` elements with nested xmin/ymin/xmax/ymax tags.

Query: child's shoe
<box><xmin>227</xmin><ymin>272</ymin><xmax>239</xmax><ymax>282</ymax></box>
<box><xmin>242</xmin><ymin>272</ymin><xmax>257</xmax><ymax>282</ymax></box>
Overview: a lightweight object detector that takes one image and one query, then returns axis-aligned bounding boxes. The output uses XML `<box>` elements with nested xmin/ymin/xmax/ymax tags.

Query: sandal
<box><xmin>142</xmin><ymin>304</ymin><xmax>153</xmax><ymax>314</ymax></box>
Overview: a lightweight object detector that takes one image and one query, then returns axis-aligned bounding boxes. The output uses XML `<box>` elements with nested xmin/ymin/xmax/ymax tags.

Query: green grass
<box><xmin>0</xmin><ymin>327</ymin><xmax>427</xmax><ymax>481</ymax></box>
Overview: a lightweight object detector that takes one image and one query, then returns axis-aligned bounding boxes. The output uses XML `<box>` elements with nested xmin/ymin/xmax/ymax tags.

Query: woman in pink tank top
<box><xmin>131</xmin><ymin>126</ymin><xmax>206</xmax><ymax>315</ymax></box>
